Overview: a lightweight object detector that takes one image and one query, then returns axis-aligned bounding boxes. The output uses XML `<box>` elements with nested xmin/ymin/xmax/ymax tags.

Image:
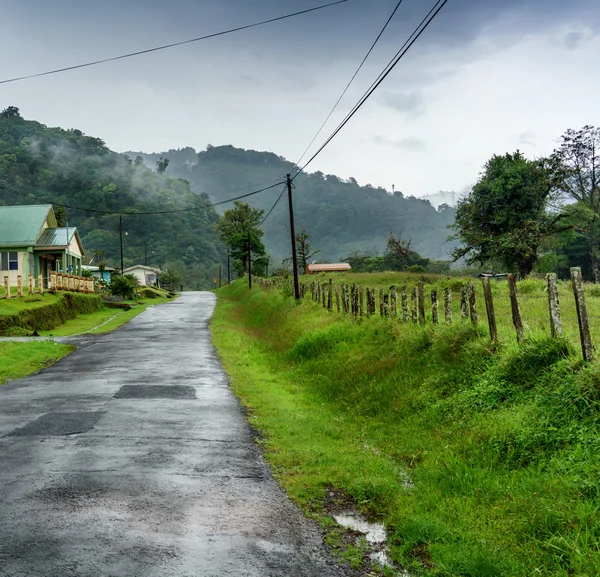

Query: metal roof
<box><xmin>0</xmin><ymin>205</ymin><xmax>55</xmax><ymax>247</ymax></box>
<box><xmin>306</xmin><ymin>263</ymin><xmax>352</xmax><ymax>272</ymax></box>
<box><xmin>36</xmin><ymin>227</ymin><xmax>75</xmax><ymax>248</ymax></box>
<box><xmin>35</xmin><ymin>227</ymin><xmax>84</xmax><ymax>255</ymax></box>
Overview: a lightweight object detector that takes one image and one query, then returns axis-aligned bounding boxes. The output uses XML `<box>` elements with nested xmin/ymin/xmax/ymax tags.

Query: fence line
<box><xmin>2</xmin><ymin>273</ymin><xmax>95</xmax><ymax>299</ymax></box>
<box><xmin>251</xmin><ymin>267</ymin><xmax>597</xmax><ymax>362</ymax></box>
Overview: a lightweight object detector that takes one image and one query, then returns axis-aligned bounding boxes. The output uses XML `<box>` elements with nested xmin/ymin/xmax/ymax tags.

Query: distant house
<box><xmin>0</xmin><ymin>205</ymin><xmax>84</xmax><ymax>287</ymax></box>
<box><xmin>306</xmin><ymin>263</ymin><xmax>352</xmax><ymax>274</ymax></box>
<box><xmin>123</xmin><ymin>265</ymin><xmax>160</xmax><ymax>287</ymax></box>
<box><xmin>82</xmin><ymin>265</ymin><xmax>115</xmax><ymax>283</ymax></box>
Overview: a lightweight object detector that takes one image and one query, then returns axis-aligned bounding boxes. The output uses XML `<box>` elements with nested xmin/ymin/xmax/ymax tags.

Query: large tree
<box><xmin>217</xmin><ymin>201</ymin><xmax>265</xmax><ymax>275</ymax></box>
<box><xmin>451</xmin><ymin>151</ymin><xmax>559</xmax><ymax>278</ymax></box>
<box><xmin>551</xmin><ymin>126</ymin><xmax>600</xmax><ymax>281</ymax></box>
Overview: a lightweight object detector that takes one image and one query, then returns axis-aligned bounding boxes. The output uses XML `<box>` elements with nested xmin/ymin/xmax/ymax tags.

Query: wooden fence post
<box><xmin>418</xmin><ymin>282</ymin><xmax>425</xmax><ymax>324</ymax></box>
<box><xmin>379</xmin><ymin>289</ymin><xmax>384</xmax><ymax>316</ymax></box>
<box><xmin>383</xmin><ymin>291</ymin><xmax>389</xmax><ymax>318</ymax></box>
<box><xmin>507</xmin><ymin>274</ymin><xmax>525</xmax><ymax>343</ymax></box>
<box><xmin>322</xmin><ymin>285</ymin><xmax>327</xmax><ymax>308</ymax></box>
<box><xmin>17</xmin><ymin>275</ymin><xmax>23</xmax><ymax>297</ymax></box>
<box><xmin>468</xmin><ymin>282</ymin><xmax>477</xmax><ymax>326</ymax></box>
<box><xmin>38</xmin><ymin>274</ymin><xmax>44</xmax><ymax>295</ymax></box>
<box><xmin>460</xmin><ymin>286</ymin><xmax>468</xmax><ymax>319</ymax></box>
<box><xmin>328</xmin><ymin>279</ymin><xmax>333</xmax><ymax>311</ymax></box>
<box><xmin>50</xmin><ymin>273</ymin><xmax>56</xmax><ymax>292</ymax></box>
<box><xmin>390</xmin><ymin>286</ymin><xmax>397</xmax><ymax>318</ymax></box>
<box><xmin>335</xmin><ymin>284</ymin><xmax>341</xmax><ymax>313</ymax></box>
<box><xmin>352</xmin><ymin>284</ymin><xmax>359</xmax><ymax>317</ymax></box>
<box><xmin>359</xmin><ymin>285</ymin><xmax>364</xmax><ymax>316</ymax></box>
<box><xmin>28</xmin><ymin>274</ymin><xmax>34</xmax><ymax>294</ymax></box>
<box><xmin>546</xmin><ymin>273</ymin><xmax>563</xmax><ymax>338</ymax></box>
<box><xmin>4</xmin><ymin>276</ymin><xmax>10</xmax><ymax>299</ymax></box>
<box><xmin>482</xmin><ymin>277</ymin><xmax>498</xmax><ymax>342</ymax></box>
<box><xmin>411</xmin><ymin>287</ymin><xmax>418</xmax><ymax>324</ymax></box>
<box><xmin>571</xmin><ymin>267</ymin><xmax>593</xmax><ymax>362</ymax></box>
<box><xmin>401</xmin><ymin>286</ymin><xmax>408</xmax><ymax>323</ymax></box>
<box><xmin>444</xmin><ymin>287</ymin><xmax>452</xmax><ymax>325</ymax></box>
<box><xmin>342</xmin><ymin>284</ymin><xmax>349</xmax><ymax>313</ymax></box>
<box><xmin>431</xmin><ymin>289</ymin><xmax>439</xmax><ymax>325</ymax></box>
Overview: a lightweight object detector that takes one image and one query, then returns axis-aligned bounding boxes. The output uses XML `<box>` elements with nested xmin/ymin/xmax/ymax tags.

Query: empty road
<box><xmin>0</xmin><ymin>292</ymin><xmax>347</xmax><ymax>577</ymax></box>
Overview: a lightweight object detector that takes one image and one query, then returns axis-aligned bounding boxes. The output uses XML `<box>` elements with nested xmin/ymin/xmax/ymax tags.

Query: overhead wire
<box><xmin>258</xmin><ymin>185</ymin><xmax>288</xmax><ymax>227</ymax></box>
<box><xmin>0</xmin><ymin>0</ymin><xmax>348</xmax><ymax>85</ymax></box>
<box><xmin>27</xmin><ymin>180</ymin><xmax>286</xmax><ymax>217</ymax></box>
<box><xmin>294</xmin><ymin>0</ymin><xmax>449</xmax><ymax>179</ymax></box>
<box><xmin>291</xmin><ymin>0</ymin><xmax>405</xmax><ymax>175</ymax></box>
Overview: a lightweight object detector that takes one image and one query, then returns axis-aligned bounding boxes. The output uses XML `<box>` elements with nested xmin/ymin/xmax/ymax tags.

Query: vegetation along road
<box><xmin>0</xmin><ymin>292</ymin><xmax>347</xmax><ymax>577</ymax></box>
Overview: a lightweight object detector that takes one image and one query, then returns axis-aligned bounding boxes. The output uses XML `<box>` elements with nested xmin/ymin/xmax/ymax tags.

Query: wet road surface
<box><xmin>0</xmin><ymin>292</ymin><xmax>347</xmax><ymax>577</ymax></box>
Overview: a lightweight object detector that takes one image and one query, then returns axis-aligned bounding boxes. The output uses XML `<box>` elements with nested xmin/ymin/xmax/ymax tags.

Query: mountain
<box><xmin>126</xmin><ymin>145</ymin><xmax>457</xmax><ymax>264</ymax></box>
<box><xmin>0</xmin><ymin>107</ymin><xmax>224</xmax><ymax>289</ymax></box>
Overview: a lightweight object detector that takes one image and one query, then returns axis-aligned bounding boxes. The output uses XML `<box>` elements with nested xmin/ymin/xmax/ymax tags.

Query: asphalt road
<box><xmin>0</xmin><ymin>292</ymin><xmax>347</xmax><ymax>577</ymax></box>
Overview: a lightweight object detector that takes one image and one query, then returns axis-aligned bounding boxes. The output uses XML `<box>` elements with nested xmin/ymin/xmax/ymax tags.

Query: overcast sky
<box><xmin>1</xmin><ymin>0</ymin><xmax>598</xmax><ymax>197</ymax></box>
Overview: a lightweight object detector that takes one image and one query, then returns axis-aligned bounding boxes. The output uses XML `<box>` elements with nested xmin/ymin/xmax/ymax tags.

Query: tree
<box><xmin>217</xmin><ymin>202</ymin><xmax>265</xmax><ymax>274</ymax></box>
<box><xmin>156</xmin><ymin>156</ymin><xmax>170</xmax><ymax>173</ymax></box>
<box><xmin>54</xmin><ymin>206</ymin><xmax>67</xmax><ymax>227</ymax></box>
<box><xmin>291</xmin><ymin>229</ymin><xmax>320</xmax><ymax>272</ymax></box>
<box><xmin>451</xmin><ymin>151</ymin><xmax>560</xmax><ymax>278</ymax></box>
<box><xmin>134</xmin><ymin>155</ymin><xmax>145</xmax><ymax>166</ymax></box>
<box><xmin>1</xmin><ymin>106</ymin><xmax>21</xmax><ymax>119</ymax></box>
<box><xmin>551</xmin><ymin>126</ymin><xmax>600</xmax><ymax>281</ymax></box>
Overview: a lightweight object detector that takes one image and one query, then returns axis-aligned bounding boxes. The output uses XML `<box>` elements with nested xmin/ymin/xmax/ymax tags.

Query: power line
<box><xmin>0</xmin><ymin>0</ymin><xmax>348</xmax><ymax>85</ymax></box>
<box><xmin>258</xmin><ymin>185</ymin><xmax>287</xmax><ymax>227</ymax></box>
<box><xmin>291</xmin><ymin>0</ymin><xmax>405</xmax><ymax>174</ymax></box>
<box><xmin>27</xmin><ymin>180</ymin><xmax>286</xmax><ymax>217</ymax></box>
<box><xmin>295</xmin><ymin>0</ymin><xmax>449</xmax><ymax>178</ymax></box>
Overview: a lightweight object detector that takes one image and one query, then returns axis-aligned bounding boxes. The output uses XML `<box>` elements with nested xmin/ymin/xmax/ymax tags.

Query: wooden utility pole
<box><xmin>286</xmin><ymin>174</ymin><xmax>300</xmax><ymax>300</ymax></box>
<box><xmin>227</xmin><ymin>248</ymin><xmax>231</xmax><ymax>284</ymax></box>
<box><xmin>119</xmin><ymin>214</ymin><xmax>124</xmax><ymax>275</ymax></box>
<box><xmin>248</xmin><ymin>232</ymin><xmax>252</xmax><ymax>290</ymax></box>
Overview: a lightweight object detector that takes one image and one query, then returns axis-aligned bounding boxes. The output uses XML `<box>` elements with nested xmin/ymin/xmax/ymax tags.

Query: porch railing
<box><xmin>2</xmin><ymin>273</ymin><xmax>95</xmax><ymax>299</ymax></box>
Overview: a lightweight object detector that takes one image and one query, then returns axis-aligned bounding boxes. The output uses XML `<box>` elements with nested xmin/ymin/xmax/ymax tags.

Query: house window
<box><xmin>0</xmin><ymin>252</ymin><xmax>18</xmax><ymax>271</ymax></box>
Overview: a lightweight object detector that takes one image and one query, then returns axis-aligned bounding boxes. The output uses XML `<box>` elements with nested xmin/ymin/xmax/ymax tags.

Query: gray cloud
<box><xmin>372</xmin><ymin>135</ymin><xmax>427</xmax><ymax>151</ymax></box>
<box><xmin>517</xmin><ymin>131</ymin><xmax>536</xmax><ymax>147</ymax></box>
<box><xmin>381</xmin><ymin>91</ymin><xmax>424</xmax><ymax>116</ymax></box>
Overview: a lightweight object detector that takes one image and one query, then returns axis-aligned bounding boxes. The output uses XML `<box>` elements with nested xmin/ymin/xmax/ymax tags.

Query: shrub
<box><xmin>109</xmin><ymin>275</ymin><xmax>137</xmax><ymax>300</ymax></box>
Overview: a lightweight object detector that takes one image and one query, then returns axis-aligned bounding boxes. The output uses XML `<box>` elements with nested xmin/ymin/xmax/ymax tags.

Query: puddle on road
<box><xmin>333</xmin><ymin>512</ymin><xmax>397</xmax><ymax>570</ymax></box>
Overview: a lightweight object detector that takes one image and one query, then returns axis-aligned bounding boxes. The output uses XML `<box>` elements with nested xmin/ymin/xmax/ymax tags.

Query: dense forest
<box><xmin>127</xmin><ymin>145</ymin><xmax>457</xmax><ymax>264</ymax></box>
<box><xmin>0</xmin><ymin>107</ymin><xmax>225</xmax><ymax>289</ymax></box>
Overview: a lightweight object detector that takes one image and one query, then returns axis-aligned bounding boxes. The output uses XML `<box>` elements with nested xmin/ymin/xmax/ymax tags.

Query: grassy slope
<box><xmin>306</xmin><ymin>271</ymin><xmax>600</xmax><ymax>349</ymax></box>
<box><xmin>211</xmin><ymin>281</ymin><xmax>600</xmax><ymax>576</ymax></box>
<box><xmin>0</xmin><ymin>341</ymin><xmax>74</xmax><ymax>385</ymax></box>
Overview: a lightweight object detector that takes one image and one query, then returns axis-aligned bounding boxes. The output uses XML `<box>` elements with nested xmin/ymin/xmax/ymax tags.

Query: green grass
<box><xmin>301</xmin><ymin>271</ymin><xmax>600</xmax><ymax>352</ymax></box>
<box><xmin>0</xmin><ymin>292</ymin><xmax>64</xmax><ymax>315</ymax></box>
<box><xmin>211</xmin><ymin>280</ymin><xmax>600</xmax><ymax>576</ymax></box>
<box><xmin>37</xmin><ymin>295</ymin><xmax>172</xmax><ymax>336</ymax></box>
<box><xmin>0</xmin><ymin>341</ymin><xmax>74</xmax><ymax>385</ymax></box>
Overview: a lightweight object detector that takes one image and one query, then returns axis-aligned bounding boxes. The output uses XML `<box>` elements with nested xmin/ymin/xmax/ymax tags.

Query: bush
<box><xmin>109</xmin><ymin>275</ymin><xmax>137</xmax><ymax>300</ymax></box>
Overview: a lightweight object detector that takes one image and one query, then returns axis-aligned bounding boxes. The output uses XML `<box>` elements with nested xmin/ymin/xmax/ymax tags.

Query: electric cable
<box><xmin>258</xmin><ymin>184</ymin><xmax>287</xmax><ymax>227</ymax></box>
<box><xmin>294</xmin><ymin>0</ymin><xmax>449</xmax><ymax>179</ymax></box>
<box><xmin>0</xmin><ymin>0</ymin><xmax>348</xmax><ymax>85</ymax></box>
<box><xmin>291</xmin><ymin>0</ymin><xmax>405</xmax><ymax>175</ymax></box>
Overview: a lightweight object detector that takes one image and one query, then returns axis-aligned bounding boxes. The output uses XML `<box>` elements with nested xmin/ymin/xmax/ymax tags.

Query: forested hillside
<box><xmin>0</xmin><ymin>108</ymin><xmax>225</xmax><ymax>289</ymax></box>
<box><xmin>128</xmin><ymin>146</ymin><xmax>456</xmax><ymax>263</ymax></box>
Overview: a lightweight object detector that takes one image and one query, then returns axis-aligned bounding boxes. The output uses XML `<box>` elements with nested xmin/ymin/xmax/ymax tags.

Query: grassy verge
<box><xmin>211</xmin><ymin>281</ymin><xmax>600</xmax><ymax>576</ymax></box>
<box><xmin>38</xmin><ymin>294</ymin><xmax>173</xmax><ymax>336</ymax></box>
<box><xmin>0</xmin><ymin>341</ymin><xmax>74</xmax><ymax>385</ymax></box>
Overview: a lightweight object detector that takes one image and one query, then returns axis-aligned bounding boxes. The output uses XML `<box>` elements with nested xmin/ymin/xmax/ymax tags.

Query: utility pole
<box><xmin>287</xmin><ymin>174</ymin><xmax>300</xmax><ymax>300</ymax></box>
<box><xmin>248</xmin><ymin>231</ymin><xmax>252</xmax><ymax>290</ymax></box>
<box><xmin>144</xmin><ymin>242</ymin><xmax>147</xmax><ymax>266</ymax></box>
<box><xmin>119</xmin><ymin>215</ymin><xmax>124</xmax><ymax>275</ymax></box>
<box><xmin>227</xmin><ymin>248</ymin><xmax>231</xmax><ymax>284</ymax></box>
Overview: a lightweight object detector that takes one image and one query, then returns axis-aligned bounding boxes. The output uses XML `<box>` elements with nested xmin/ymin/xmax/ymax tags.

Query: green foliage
<box><xmin>0</xmin><ymin>110</ymin><xmax>225</xmax><ymax>289</ymax></box>
<box><xmin>0</xmin><ymin>341</ymin><xmax>74</xmax><ymax>385</ymax></box>
<box><xmin>109</xmin><ymin>275</ymin><xmax>137</xmax><ymax>300</ymax></box>
<box><xmin>217</xmin><ymin>201</ymin><xmax>266</xmax><ymax>274</ymax></box>
<box><xmin>452</xmin><ymin>151</ymin><xmax>557</xmax><ymax>277</ymax></box>
<box><xmin>159</xmin><ymin>266</ymin><xmax>182</xmax><ymax>291</ymax></box>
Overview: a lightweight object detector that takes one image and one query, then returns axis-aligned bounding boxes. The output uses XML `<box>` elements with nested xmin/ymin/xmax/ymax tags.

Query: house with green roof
<box><xmin>0</xmin><ymin>205</ymin><xmax>84</xmax><ymax>288</ymax></box>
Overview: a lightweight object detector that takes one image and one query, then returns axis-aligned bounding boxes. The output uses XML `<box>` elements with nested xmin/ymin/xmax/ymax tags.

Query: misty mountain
<box><xmin>0</xmin><ymin>108</ymin><xmax>224</xmax><ymax>289</ymax></box>
<box><xmin>127</xmin><ymin>146</ymin><xmax>456</xmax><ymax>263</ymax></box>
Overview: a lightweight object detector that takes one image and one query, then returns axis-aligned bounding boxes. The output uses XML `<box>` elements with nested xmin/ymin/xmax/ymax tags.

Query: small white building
<box><xmin>123</xmin><ymin>265</ymin><xmax>160</xmax><ymax>287</ymax></box>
